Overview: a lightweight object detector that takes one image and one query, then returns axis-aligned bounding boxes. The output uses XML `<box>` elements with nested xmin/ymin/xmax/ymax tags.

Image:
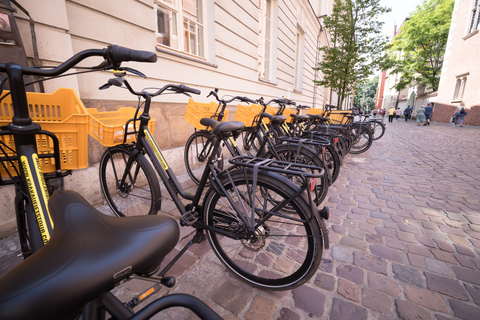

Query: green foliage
<box><xmin>314</xmin><ymin>0</ymin><xmax>390</xmax><ymax>108</ymax></box>
<box><xmin>354</xmin><ymin>76</ymin><xmax>379</xmax><ymax>109</ymax></box>
<box><xmin>385</xmin><ymin>0</ymin><xmax>454</xmax><ymax>92</ymax></box>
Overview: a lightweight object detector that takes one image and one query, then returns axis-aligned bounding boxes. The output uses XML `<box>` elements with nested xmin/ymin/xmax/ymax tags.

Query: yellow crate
<box><xmin>184</xmin><ymin>99</ymin><xmax>229</xmax><ymax>130</ymax></box>
<box><xmin>234</xmin><ymin>104</ymin><xmax>264</xmax><ymax>127</ymax></box>
<box><xmin>0</xmin><ymin>88</ymin><xmax>89</xmax><ymax>177</ymax></box>
<box><xmin>281</xmin><ymin>107</ymin><xmax>296</xmax><ymax>123</ymax></box>
<box><xmin>234</xmin><ymin>104</ymin><xmax>279</xmax><ymax>126</ymax></box>
<box><xmin>328</xmin><ymin>110</ymin><xmax>352</xmax><ymax>124</ymax></box>
<box><xmin>87</xmin><ymin>107</ymin><xmax>156</xmax><ymax>147</ymax></box>
<box><xmin>306</xmin><ymin>108</ymin><xmax>324</xmax><ymax>116</ymax></box>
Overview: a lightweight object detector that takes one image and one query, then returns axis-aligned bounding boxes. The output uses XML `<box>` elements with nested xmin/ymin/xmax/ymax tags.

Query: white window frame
<box><xmin>468</xmin><ymin>0</ymin><xmax>480</xmax><ymax>34</ymax></box>
<box><xmin>452</xmin><ymin>74</ymin><xmax>468</xmax><ymax>102</ymax></box>
<box><xmin>259</xmin><ymin>0</ymin><xmax>277</xmax><ymax>82</ymax></box>
<box><xmin>294</xmin><ymin>28</ymin><xmax>305</xmax><ymax>91</ymax></box>
<box><xmin>154</xmin><ymin>0</ymin><xmax>205</xmax><ymax>58</ymax></box>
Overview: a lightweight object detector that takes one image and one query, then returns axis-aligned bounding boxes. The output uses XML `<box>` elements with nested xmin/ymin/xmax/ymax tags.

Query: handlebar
<box><xmin>0</xmin><ymin>45</ymin><xmax>157</xmax><ymax>127</ymax></box>
<box><xmin>0</xmin><ymin>45</ymin><xmax>156</xmax><ymax>77</ymax></box>
<box><xmin>207</xmin><ymin>88</ymin><xmax>256</xmax><ymax>105</ymax></box>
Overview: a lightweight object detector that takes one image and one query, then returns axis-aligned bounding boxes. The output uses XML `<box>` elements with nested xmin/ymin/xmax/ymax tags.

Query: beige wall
<box><xmin>0</xmin><ymin>0</ymin><xmax>334</xmax><ymax>235</ymax></box>
<box><xmin>434</xmin><ymin>0</ymin><xmax>480</xmax><ymax>125</ymax></box>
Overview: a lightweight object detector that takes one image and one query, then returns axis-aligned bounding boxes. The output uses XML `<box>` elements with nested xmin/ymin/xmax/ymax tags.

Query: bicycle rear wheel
<box><xmin>99</xmin><ymin>146</ymin><xmax>161</xmax><ymax>217</ymax></box>
<box><xmin>266</xmin><ymin>144</ymin><xmax>329</xmax><ymax>205</ymax></box>
<box><xmin>203</xmin><ymin>169</ymin><xmax>323</xmax><ymax>290</ymax></box>
<box><xmin>184</xmin><ymin>130</ymin><xmax>220</xmax><ymax>185</ymax></box>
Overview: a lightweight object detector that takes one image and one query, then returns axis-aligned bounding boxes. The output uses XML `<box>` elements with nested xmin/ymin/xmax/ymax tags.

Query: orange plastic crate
<box><xmin>306</xmin><ymin>108</ymin><xmax>324</xmax><ymax>116</ymax></box>
<box><xmin>281</xmin><ymin>107</ymin><xmax>296</xmax><ymax>123</ymax></box>
<box><xmin>87</xmin><ymin>107</ymin><xmax>155</xmax><ymax>147</ymax></box>
<box><xmin>184</xmin><ymin>99</ymin><xmax>229</xmax><ymax>130</ymax></box>
<box><xmin>234</xmin><ymin>104</ymin><xmax>278</xmax><ymax>126</ymax></box>
<box><xmin>328</xmin><ymin>110</ymin><xmax>352</xmax><ymax>124</ymax></box>
<box><xmin>0</xmin><ymin>88</ymin><xmax>89</xmax><ymax>177</ymax></box>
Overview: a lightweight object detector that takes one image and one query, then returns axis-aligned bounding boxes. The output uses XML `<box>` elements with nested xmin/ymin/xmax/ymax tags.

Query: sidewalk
<box><xmin>1</xmin><ymin>120</ymin><xmax>479</xmax><ymax>319</ymax></box>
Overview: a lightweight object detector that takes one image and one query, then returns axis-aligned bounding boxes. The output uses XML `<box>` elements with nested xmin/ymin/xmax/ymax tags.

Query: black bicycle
<box><xmin>0</xmin><ymin>45</ymin><xmax>222</xmax><ymax>320</ymax></box>
<box><xmin>98</xmin><ymin>77</ymin><xmax>330</xmax><ymax>290</ymax></box>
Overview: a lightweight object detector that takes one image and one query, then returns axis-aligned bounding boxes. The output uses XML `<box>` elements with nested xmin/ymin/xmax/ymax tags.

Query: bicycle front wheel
<box><xmin>203</xmin><ymin>170</ymin><xmax>323</xmax><ymax>290</ymax></box>
<box><xmin>99</xmin><ymin>147</ymin><xmax>161</xmax><ymax>217</ymax></box>
<box><xmin>372</xmin><ymin>121</ymin><xmax>385</xmax><ymax>140</ymax></box>
<box><xmin>184</xmin><ymin>131</ymin><xmax>219</xmax><ymax>185</ymax></box>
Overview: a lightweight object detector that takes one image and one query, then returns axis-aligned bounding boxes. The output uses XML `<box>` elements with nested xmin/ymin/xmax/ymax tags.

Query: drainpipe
<box><xmin>313</xmin><ymin>14</ymin><xmax>328</xmax><ymax>108</ymax></box>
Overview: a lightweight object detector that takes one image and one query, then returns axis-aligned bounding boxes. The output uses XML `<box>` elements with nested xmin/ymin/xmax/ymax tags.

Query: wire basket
<box><xmin>87</xmin><ymin>107</ymin><xmax>156</xmax><ymax>147</ymax></box>
<box><xmin>0</xmin><ymin>88</ymin><xmax>89</xmax><ymax>177</ymax></box>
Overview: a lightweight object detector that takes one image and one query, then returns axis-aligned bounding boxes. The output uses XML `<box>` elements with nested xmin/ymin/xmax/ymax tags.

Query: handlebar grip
<box><xmin>178</xmin><ymin>84</ymin><xmax>201</xmax><ymax>95</ymax></box>
<box><xmin>242</xmin><ymin>97</ymin><xmax>257</xmax><ymax>104</ymax></box>
<box><xmin>106</xmin><ymin>45</ymin><xmax>157</xmax><ymax>64</ymax></box>
<box><xmin>278</xmin><ymin>98</ymin><xmax>296</xmax><ymax>106</ymax></box>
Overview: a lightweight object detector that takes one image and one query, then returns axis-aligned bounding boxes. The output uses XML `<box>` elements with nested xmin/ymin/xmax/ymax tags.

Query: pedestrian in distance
<box><xmin>388</xmin><ymin>106</ymin><xmax>396</xmax><ymax>123</ymax></box>
<box><xmin>395</xmin><ymin>107</ymin><xmax>401</xmax><ymax>121</ymax></box>
<box><xmin>453</xmin><ymin>102</ymin><xmax>468</xmax><ymax>127</ymax></box>
<box><xmin>415</xmin><ymin>105</ymin><xmax>426</xmax><ymax>126</ymax></box>
<box><xmin>424</xmin><ymin>103</ymin><xmax>434</xmax><ymax>126</ymax></box>
<box><xmin>358</xmin><ymin>107</ymin><xmax>363</xmax><ymax>120</ymax></box>
<box><xmin>404</xmin><ymin>105</ymin><xmax>412</xmax><ymax>121</ymax></box>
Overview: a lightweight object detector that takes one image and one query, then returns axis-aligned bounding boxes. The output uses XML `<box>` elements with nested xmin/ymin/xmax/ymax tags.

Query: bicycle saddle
<box><xmin>261</xmin><ymin>113</ymin><xmax>287</xmax><ymax>124</ymax></box>
<box><xmin>200</xmin><ymin>118</ymin><xmax>244</xmax><ymax>134</ymax></box>
<box><xmin>0</xmin><ymin>190</ymin><xmax>179</xmax><ymax>320</ymax></box>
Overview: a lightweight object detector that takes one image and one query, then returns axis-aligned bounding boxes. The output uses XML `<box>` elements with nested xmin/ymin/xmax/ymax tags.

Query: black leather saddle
<box><xmin>0</xmin><ymin>190</ymin><xmax>179</xmax><ymax>319</ymax></box>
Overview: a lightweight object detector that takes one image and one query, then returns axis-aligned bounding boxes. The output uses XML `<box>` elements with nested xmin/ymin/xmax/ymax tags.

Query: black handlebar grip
<box><xmin>243</xmin><ymin>97</ymin><xmax>257</xmax><ymax>104</ymax></box>
<box><xmin>179</xmin><ymin>84</ymin><xmax>201</xmax><ymax>95</ymax></box>
<box><xmin>106</xmin><ymin>45</ymin><xmax>157</xmax><ymax>64</ymax></box>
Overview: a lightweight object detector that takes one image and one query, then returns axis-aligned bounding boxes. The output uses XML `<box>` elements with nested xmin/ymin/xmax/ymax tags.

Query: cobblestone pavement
<box><xmin>1</xmin><ymin>120</ymin><xmax>479</xmax><ymax>319</ymax></box>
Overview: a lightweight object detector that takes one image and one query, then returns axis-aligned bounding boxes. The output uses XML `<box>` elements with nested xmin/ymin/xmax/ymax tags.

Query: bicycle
<box><xmin>98</xmin><ymin>77</ymin><xmax>330</xmax><ymax>290</ymax></box>
<box><xmin>184</xmin><ymin>88</ymin><xmax>255</xmax><ymax>185</ymax></box>
<box><xmin>205</xmin><ymin>92</ymin><xmax>331</xmax><ymax>206</ymax></box>
<box><xmin>0</xmin><ymin>45</ymin><xmax>222</xmax><ymax>319</ymax></box>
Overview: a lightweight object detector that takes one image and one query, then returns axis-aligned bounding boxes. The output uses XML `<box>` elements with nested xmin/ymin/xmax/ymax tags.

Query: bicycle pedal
<box><xmin>180</xmin><ymin>211</ymin><xmax>198</xmax><ymax>226</ymax></box>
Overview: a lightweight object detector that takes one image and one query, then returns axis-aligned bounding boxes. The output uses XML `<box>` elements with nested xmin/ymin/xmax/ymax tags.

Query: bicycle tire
<box><xmin>324</xmin><ymin>144</ymin><xmax>341</xmax><ymax>185</ymax></box>
<box><xmin>203</xmin><ymin>169</ymin><xmax>323</xmax><ymax>290</ymax></box>
<box><xmin>184</xmin><ymin>131</ymin><xmax>220</xmax><ymax>185</ymax></box>
<box><xmin>99</xmin><ymin>146</ymin><xmax>161</xmax><ymax>217</ymax></box>
<box><xmin>372</xmin><ymin>121</ymin><xmax>385</xmax><ymax>140</ymax></box>
<box><xmin>349</xmin><ymin>126</ymin><xmax>373</xmax><ymax>154</ymax></box>
<box><xmin>265</xmin><ymin>143</ymin><xmax>329</xmax><ymax>205</ymax></box>
<box><xmin>242</xmin><ymin>127</ymin><xmax>262</xmax><ymax>152</ymax></box>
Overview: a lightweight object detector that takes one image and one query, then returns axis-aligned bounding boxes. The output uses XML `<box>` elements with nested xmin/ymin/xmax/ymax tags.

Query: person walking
<box><xmin>358</xmin><ymin>107</ymin><xmax>364</xmax><ymax>120</ymax></box>
<box><xmin>424</xmin><ymin>103</ymin><xmax>434</xmax><ymax>126</ymax></box>
<box><xmin>453</xmin><ymin>102</ymin><xmax>468</xmax><ymax>127</ymax></box>
<box><xmin>404</xmin><ymin>106</ymin><xmax>412</xmax><ymax>121</ymax></box>
<box><xmin>415</xmin><ymin>105</ymin><xmax>426</xmax><ymax>126</ymax></box>
<box><xmin>395</xmin><ymin>107</ymin><xmax>401</xmax><ymax>121</ymax></box>
<box><xmin>388</xmin><ymin>106</ymin><xmax>396</xmax><ymax>123</ymax></box>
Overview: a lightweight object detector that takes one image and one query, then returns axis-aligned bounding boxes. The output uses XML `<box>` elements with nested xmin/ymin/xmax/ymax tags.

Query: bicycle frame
<box><xmin>115</xmin><ymin>97</ymin><xmax>319</xmax><ymax>239</ymax></box>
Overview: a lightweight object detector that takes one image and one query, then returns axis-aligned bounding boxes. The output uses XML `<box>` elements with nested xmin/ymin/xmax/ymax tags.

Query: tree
<box><xmin>354</xmin><ymin>76</ymin><xmax>379</xmax><ymax>109</ymax></box>
<box><xmin>384</xmin><ymin>0</ymin><xmax>454</xmax><ymax>92</ymax></box>
<box><xmin>314</xmin><ymin>0</ymin><xmax>390</xmax><ymax>109</ymax></box>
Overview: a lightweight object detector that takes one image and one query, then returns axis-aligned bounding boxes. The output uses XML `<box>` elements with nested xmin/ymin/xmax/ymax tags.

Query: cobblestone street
<box><xmin>1</xmin><ymin>120</ymin><xmax>479</xmax><ymax>319</ymax></box>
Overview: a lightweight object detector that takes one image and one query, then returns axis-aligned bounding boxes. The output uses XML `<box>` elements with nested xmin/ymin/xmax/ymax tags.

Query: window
<box><xmin>453</xmin><ymin>75</ymin><xmax>468</xmax><ymax>101</ymax></box>
<box><xmin>294</xmin><ymin>29</ymin><xmax>305</xmax><ymax>91</ymax></box>
<box><xmin>155</xmin><ymin>0</ymin><xmax>204</xmax><ymax>58</ymax></box>
<box><xmin>468</xmin><ymin>0</ymin><xmax>480</xmax><ymax>34</ymax></box>
<box><xmin>259</xmin><ymin>0</ymin><xmax>273</xmax><ymax>80</ymax></box>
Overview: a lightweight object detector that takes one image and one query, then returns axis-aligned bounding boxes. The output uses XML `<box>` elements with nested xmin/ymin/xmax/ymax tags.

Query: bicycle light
<box><xmin>319</xmin><ymin>206</ymin><xmax>329</xmax><ymax>220</ymax></box>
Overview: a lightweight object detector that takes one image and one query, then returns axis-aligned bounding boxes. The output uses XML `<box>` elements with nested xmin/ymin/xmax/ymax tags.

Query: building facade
<box><xmin>0</xmin><ymin>0</ymin><xmax>335</xmax><ymax>235</ymax></box>
<box><xmin>433</xmin><ymin>0</ymin><xmax>479</xmax><ymax>126</ymax></box>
